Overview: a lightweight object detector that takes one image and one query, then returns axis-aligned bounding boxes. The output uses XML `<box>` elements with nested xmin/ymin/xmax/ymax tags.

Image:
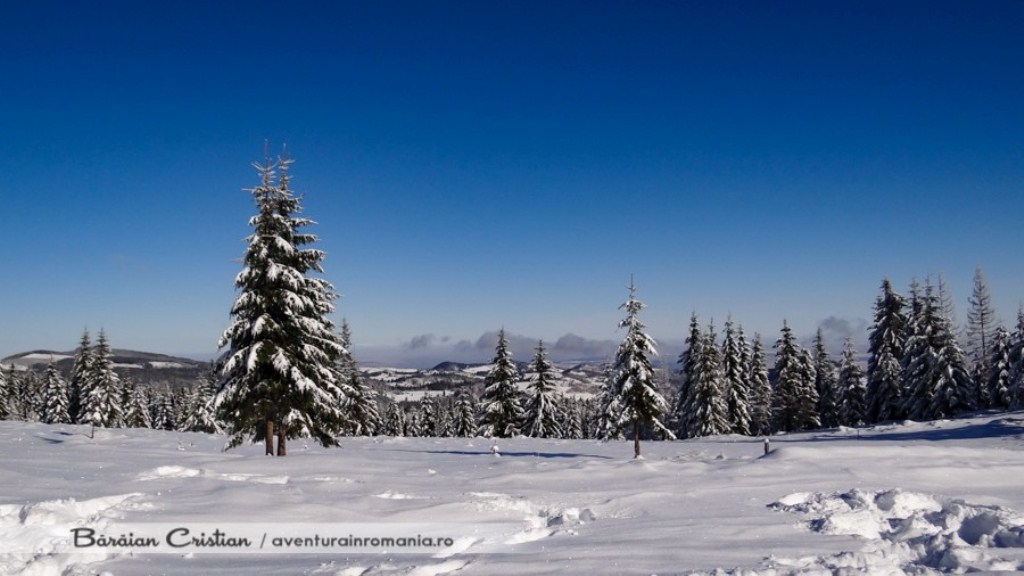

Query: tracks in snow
<box><xmin>763</xmin><ymin>488</ymin><xmax>1024</xmax><ymax>574</ymax></box>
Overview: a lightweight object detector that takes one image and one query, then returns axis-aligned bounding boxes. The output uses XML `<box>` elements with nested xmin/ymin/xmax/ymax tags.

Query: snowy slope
<box><xmin>3</xmin><ymin>414</ymin><xmax>1024</xmax><ymax>575</ymax></box>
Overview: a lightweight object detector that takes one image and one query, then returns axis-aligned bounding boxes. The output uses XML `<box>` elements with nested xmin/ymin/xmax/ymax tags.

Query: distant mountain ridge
<box><xmin>2</xmin><ymin>349</ymin><xmax>206</xmax><ymax>370</ymax></box>
<box><xmin>2</xmin><ymin>349</ymin><xmax>209</xmax><ymax>390</ymax></box>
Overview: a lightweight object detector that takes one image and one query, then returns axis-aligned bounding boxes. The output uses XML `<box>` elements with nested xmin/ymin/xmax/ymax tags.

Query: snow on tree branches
<box><xmin>215</xmin><ymin>155</ymin><xmax>350</xmax><ymax>455</ymax></box>
<box><xmin>599</xmin><ymin>279</ymin><xmax>674</xmax><ymax>458</ymax></box>
<box><xmin>478</xmin><ymin>328</ymin><xmax>524</xmax><ymax>438</ymax></box>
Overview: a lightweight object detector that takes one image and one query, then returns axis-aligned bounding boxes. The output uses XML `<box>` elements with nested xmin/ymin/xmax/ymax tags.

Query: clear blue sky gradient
<box><xmin>3</xmin><ymin>1</ymin><xmax>1022</xmax><ymax>366</ymax></box>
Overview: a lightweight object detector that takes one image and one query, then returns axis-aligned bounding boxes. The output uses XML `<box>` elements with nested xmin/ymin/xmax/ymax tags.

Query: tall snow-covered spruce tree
<box><xmin>523</xmin><ymin>340</ymin><xmax>563</xmax><ymax>438</ymax></box>
<box><xmin>477</xmin><ymin>328</ymin><xmax>525</xmax><ymax>438</ymax></box>
<box><xmin>866</xmin><ymin>278</ymin><xmax>907</xmax><ymax>423</ymax></box>
<box><xmin>747</xmin><ymin>333</ymin><xmax>773</xmax><ymax>436</ymax></box>
<box><xmin>837</xmin><ymin>338</ymin><xmax>867</xmax><ymax>427</ymax></box>
<box><xmin>966</xmin><ymin>267</ymin><xmax>999</xmax><ymax>406</ymax></box>
<box><xmin>673</xmin><ymin>312</ymin><xmax>703</xmax><ymax>438</ymax></box>
<box><xmin>80</xmin><ymin>330</ymin><xmax>123</xmax><ymax>429</ymax></box>
<box><xmin>68</xmin><ymin>329</ymin><xmax>92</xmax><ymax>424</ymax></box>
<box><xmin>599</xmin><ymin>279</ymin><xmax>675</xmax><ymax>458</ymax></box>
<box><xmin>902</xmin><ymin>279</ymin><xmax>974</xmax><ymax>420</ymax></box>
<box><xmin>812</xmin><ymin>328</ymin><xmax>839</xmax><ymax>429</ymax></box>
<box><xmin>215</xmin><ymin>155</ymin><xmax>350</xmax><ymax>455</ymax></box>
<box><xmin>721</xmin><ymin>320</ymin><xmax>752</xmax><ymax>436</ymax></box>
<box><xmin>772</xmin><ymin>321</ymin><xmax>819</xmax><ymax>432</ymax></box>
<box><xmin>681</xmin><ymin>321</ymin><xmax>730</xmax><ymax>439</ymax></box>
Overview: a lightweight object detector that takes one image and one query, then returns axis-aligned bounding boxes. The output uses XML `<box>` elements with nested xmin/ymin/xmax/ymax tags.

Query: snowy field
<box><xmin>4</xmin><ymin>413</ymin><xmax>1024</xmax><ymax>575</ymax></box>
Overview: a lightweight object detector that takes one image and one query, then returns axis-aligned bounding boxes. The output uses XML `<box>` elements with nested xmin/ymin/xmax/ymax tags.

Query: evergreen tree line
<box><xmin>674</xmin><ymin>271</ymin><xmax>1024</xmax><ymax>438</ymax></box>
<box><xmin>372</xmin><ymin>389</ymin><xmax>601</xmax><ymax>440</ymax></box>
<box><xmin>4</xmin><ymin>270</ymin><xmax>1022</xmax><ymax>445</ymax></box>
<box><xmin>374</xmin><ymin>269</ymin><xmax>1024</xmax><ymax>444</ymax></box>
<box><xmin>0</xmin><ymin>329</ymin><xmax>220</xmax><ymax>433</ymax></box>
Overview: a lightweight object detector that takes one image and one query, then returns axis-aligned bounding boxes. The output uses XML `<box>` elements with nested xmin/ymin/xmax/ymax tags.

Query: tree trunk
<box><xmin>277</xmin><ymin>421</ymin><xmax>287</xmax><ymax>456</ymax></box>
<box><xmin>265</xmin><ymin>415</ymin><xmax>275</xmax><ymax>456</ymax></box>
<box><xmin>633</xmin><ymin>425</ymin><xmax>641</xmax><ymax>459</ymax></box>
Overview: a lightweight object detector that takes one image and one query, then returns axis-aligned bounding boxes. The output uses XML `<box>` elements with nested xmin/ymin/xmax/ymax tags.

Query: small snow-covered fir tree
<box><xmin>338</xmin><ymin>319</ymin><xmax>357</xmax><ymax>380</ymax></box>
<box><xmin>172</xmin><ymin>387</ymin><xmax>195</xmax><ymax>432</ymax></box>
<box><xmin>523</xmin><ymin>340</ymin><xmax>563</xmax><ymax>438</ymax></box>
<box><xmin>4</xmin><ymin>366</ymin><xmax>31</xmax><ymax>421</ymax></box>
<box><xmin>722</xmin><ymin>319</ymin><xmax>752</xmax><ymax>436</ymax></box>
<box><xmin>866</xmin><ymin>278</ymin><xmax>907</xmax><ymax>423</ymax></box>
<box><xmin>0</xmin><ymin>367</ymin><xmax>8</xmax><ymax>421</ymax></box>
<box><xmin>1007</xmin><ymin>308</ymin><xmax>1024</xmax><ymax>409</ymax></box>
<box><xmin>27</xmin><ymin>371</ymin><xmax>44</xmax><ymax>420</ymax></box>
<box><xmin>216</xmin><ymin>155</ymin><xmax>350</xmax><ymax>455</ymax></box>
<box><xmin>584</xmin><ymin>397</ymin><xmax>602</xmax><ymax>439</ymax></box>
<box><xmin>119</xmin><ymin>378</ymin><xmax>141</xmax><ymax>428</ymax></box>
<box><xmin>984</xmin><ymin>325</ymin><xmax>1011</xmax><ymax>409</ymax></box>
<box><xmin>69</xmin><ymin>329</ymin><xmax>92</xmax><ymax>424</ymax></box>
<box><xmin>419</xmin><ymin>396</ymin><xmax>438</xmax><ymax>437</ymax></box>
<box><xmin>747</xmin><ymin>333</ymin><xmax>773</xmax><ymax>436</ymax></box>
<box><xmin>37</xmin><ymin>362</ymin><xmax>68</xmax><ymax>424</ymax></box>
<box><xmin>478</xmin><ymin>329</ymin><xmax>524</xmax><ymax>438</ymax></box>
<box><xmin>773</xmin><ymin>321</ymin><xmax>820</xmax><ymax>432</ymax></box>
<box><xmin>152</xmin><ymin>391</ymin><xmax>177</xmax><ymax>430</ymax></box>
<box><xmin>837</xmin><ymin>339</ymin><xmax>867</xmax><ymax>427</ymax></box>
<box><xmin>80</xmin><ymin>330</ymin><xmax>123</xmax><ymax>429</ymax></box>
<box><xmin>799</xmin><ymin>346</ymin><xmax>819</xmax><ymax>425</ymax></box>
<box><xmin>122</xmin><ymin>380</ymin><xmax>152</xmax><ymax>429</ymax></box>
<box><xmin>812</xmin><ymin>328</ymin><xmax>839</xmax><ymax>429</ymax></box>
<box><xmin>405</xmin><ymin>410</ymin><xmax>422</xmax><ymax>437</ymax></box>
<box><xmin>452</xmin><ymin>390</ymin><xmax>477</xmax><ymax>437</ymax></box>
<box><xmin>929</xmin><ymin>303</ymin><xmax>975</xmax><ymax>418</ymax></box>
<box><xmin>564</xmin><ymin>396</ymin><xmax>584</xmax><ymax>439</ymax></box>
<box><xmin>337</xmin><ymin>320</ymin><xmax>380</xmax><ymax>436</ymax></box>
<box><xmin>382</xmin><ymin>398</ymin><xmax>406</xmax><ymax>437</ymax></box>
<box><xmin>344</xmin><ymin>369</ymin><xmax>379</xmax><ymax>436</ymax></box>
<box><xmin>436</xmin><ymin>404</ymin><xmax>454</xmax><ymax>438</ymax></box>
<box><xmin>599</xmin><ymin>280</ymin><xmax>675</xmax><ymax>457</ymax></box>
<box><xmin>181</xmin><ymin>367</ymin><xmax>221</xmax><ymax>433</ymax></box>
<box><xmin>3</xmin><ymin>366</ymin><xmax>36</xmax><ymax>422</ymax></box>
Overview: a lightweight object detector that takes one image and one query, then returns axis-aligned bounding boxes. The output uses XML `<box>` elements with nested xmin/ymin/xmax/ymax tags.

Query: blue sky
<box><xmin>2</xmin><ymin>1</ymin><xmax>1022</xmax><ymax>367</ymax></box>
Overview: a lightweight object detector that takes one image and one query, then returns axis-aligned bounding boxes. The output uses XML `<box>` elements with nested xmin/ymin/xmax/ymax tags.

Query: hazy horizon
<box><xmin>0</xmin><ymin>316</ymin><xmax>900</xmax><ymax>371</ymax></box>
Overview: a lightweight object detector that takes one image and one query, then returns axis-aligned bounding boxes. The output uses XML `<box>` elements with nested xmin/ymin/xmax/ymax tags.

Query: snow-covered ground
<box><xmin>4</xmin><ymin>414</ymin><xmax>1024</xmax><ymax>575</ymax></box>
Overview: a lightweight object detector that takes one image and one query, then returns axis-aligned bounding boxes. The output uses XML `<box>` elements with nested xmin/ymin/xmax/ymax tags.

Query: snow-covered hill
<box><xmin>1</xmin><ymin>349</ymin><xmax>208</xmax><ymax>391</ymax></box>
<box><xmin>1</xmin><ymin>349</ymin><xmax>205</xmax><ymax>371</ymax></box>
<box><xmin>4</xmin><ymin>413</ymin><xmax>1024</xmax><ymax>575</ymax></box>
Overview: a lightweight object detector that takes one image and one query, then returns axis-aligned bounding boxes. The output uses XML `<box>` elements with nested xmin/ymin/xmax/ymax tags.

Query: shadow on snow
<box><xmin>795</xmin><ymin>415</ymin><xmax>1024</xmax><ymax>444</ymax></box>
<box><xmin>393</xmin><ymin>449</ymin><xmax>615</xmax><ymax>460</ymax></box>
